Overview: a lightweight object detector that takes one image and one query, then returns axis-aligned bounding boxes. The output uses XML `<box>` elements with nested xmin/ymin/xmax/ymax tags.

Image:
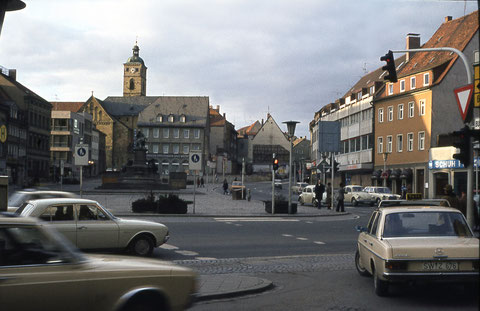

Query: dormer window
<box><xmin>168</xmin><ymin>114</ymin><xmax>174</xmax><ymax>122</ymax></box>
<box><xmin>180</xmin><ymin>115</ymin><xmax>186</xmax><ymax>123</ymax></box>
<box><xmin>156</xmin><ymin>114</ymin><xmax>163</xmax><ymax>122</ymax></box>
<box><xmin>388</xmin><ymin>84</ymin><xmax>393</xmax><ymax>95</ymax></box>
<box><xmin>424</xmin><ymin>73</ymin><xmax>430</xmax><ymax>86</ymax></box>
<box><xmin>357</xmin><ymin>92</ymin><xmax>362</xmax><ymax>100</ymax></box>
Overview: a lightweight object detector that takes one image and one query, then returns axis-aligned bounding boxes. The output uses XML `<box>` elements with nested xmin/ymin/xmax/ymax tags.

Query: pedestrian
<box><xmin>215</xmin><ymin>174</ymin><xmax>218</xmax><ymax>183</ymax></box>
<box><xmin>440</xmin><ymin>184</ymin><xmax>461</xmax><ymax>212</ymax></box>
<box><xmin>200</xmin><ymin>177</ymin><xmax>204</xmax><ymax>187</ymax></box>
<box><xmin>336</xmin><ymin>182</ymin><xmax>345</xmax><ymax>212</ymax></box>
<box><xmin>197</xmin><ymin>177</ymin><xmax>200</xmax><ymax>188</ymax></box>
<box><xmin>401</xmin><ymin>184</ymin><xmax>407</xmax><ymax>199</ymax></box>
<box><xmin>314</xmin><ymin>180</ymin><xmax>325</xmax><ymax>209</ymax></box>
<box><xmin>326</xmin><ymin>182</ymin><xmax>332</xmax><ymax>209</ymax></box>
<box><xmin>223</xmin><ymin>179</ymin><xmax>228</xmax><ymax>195</ymax></box>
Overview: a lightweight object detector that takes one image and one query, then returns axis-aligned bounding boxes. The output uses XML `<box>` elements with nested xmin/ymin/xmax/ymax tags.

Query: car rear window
<box><xmin>383</xmin><ymin>212</ymin><xmax>472</xmax><ymax>238</ymax></box>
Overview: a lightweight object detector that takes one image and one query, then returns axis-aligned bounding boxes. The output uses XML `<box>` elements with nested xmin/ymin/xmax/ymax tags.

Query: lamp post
<box><xmin>0</xmin><ymin>0</ymin><xmax>25</xmax><ymax>36</ymax></box>
<box><xmin>382</xmin><ymin>152</ymin><xmax>390</xmax><ymax>187</ymax></box>
<box><xmin>283</xmin><ymin>121</ymin><xmax>299</xmax><ymax>214</ymax></box>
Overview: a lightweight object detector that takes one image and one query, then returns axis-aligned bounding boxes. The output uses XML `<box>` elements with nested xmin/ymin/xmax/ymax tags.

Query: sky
<box><xmin>0</xmin><ymin>0</ymin><xmax>477</xmax><ymax>137</ymax></box>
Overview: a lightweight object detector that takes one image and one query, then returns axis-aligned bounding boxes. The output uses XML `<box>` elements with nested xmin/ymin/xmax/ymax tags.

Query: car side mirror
<box><xmin>356</xmin><ymin>225</ymin><xmax>366</xmax><ymax>232</ymax></box>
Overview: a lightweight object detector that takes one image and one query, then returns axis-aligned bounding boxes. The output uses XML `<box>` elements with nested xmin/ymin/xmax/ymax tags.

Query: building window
<box><xmin>397</xmin><ymin>134</ymin><xmax>403</xmax><ymax>152</ymax></box>
<box><xmin>400</xmin><ymin>80</ymin><xmax>405</xmax><ymax>92</ymax></box>
<box><xmin>418</xmin><ymin>131</ymin><xmax>425</xmax><ymax>150</ymax></box>
<box><xmin>173</xmin><ymin>144</ymin><xmax>179</xmax><ymax>154</ymax></box>
<box><xmin>183</xmin><ymin>145</ymin><xmax>189</xmax><ymax>154</ymax></box>
<box><xmin>168</xmin><ymin>115</ymin><xmax>174</xmax><ymax>122</ymax></box>
<box><xmin>407</xmin><ymin>133</ymin><xmax>414</xmax><ymax>151</ymax></box>
<box><xmin>142</xmin><ymin>128</ymin><xmax>149</xmax><ymax>138</ymax></box>
<box><xmin>163</xmin><ymin>144</ymin><xmax>169</xmax><ymax>154</ymax></box>
<box><xmin>378</xmin><ymin>108</ymin><xmax>384</xmax><ymax>123</ymax></box>
<box><xmin>163</xmin><ymin>128</ymin><xmax>169</xmax><ymax>138</ymax></box>
<box><xmin>424</xmin><ymin>73</ymin><xmax>430</xmax><ymax>86</ymax></box>
<box><xmin>387</xmin><ymin>136</ymin><xmax>393</xmax><ymax>153</ymax></box>
<box><xmin>194</xmin><ymin>129</ymin><xmax>200</xmax><ymax>139</ymax></box>
<box><xmin>173</xmin><ymin>128</ymin><xmax>180</xmax><ymax>139</ymax></box>
<box><xmin>377</xmin><ymin>137</ymin><xmax>383</xmax><ymax>154</ymax></box>
<box><xmin>156</xmin><ymin>114</ymin><xmax>163</xmax><ymax>122</ymax></box>
<box><xmin>398</xmin><ymin>104</ymin><xmax>404</xmax><ymax>120</ymax></box>
<box><xmin>180</xmin><ymin>115</ymin><xmax>186</xmax><ymax>123</ymax></box>
<box><xmin>388</xmin><ymin>106</ymin><xmax>393</xmax><ymax>122</ymax></box>
<box><xmin>153</xmin><ymin>128</ymin><xmax>159</xmax><ymax>138</ymax></box>
<box><xmin>183</xmin><ymin>129</ymin><xmax>190</xmax><ymax>139</ymax></box>
<box><xmin>357</xmin><ymin>92</ymin><xmax>362</xmax><ymax>100</ymax></box>
<box><xmin>408</xmin><ymin>102</ymin><xmax>415</xmax><ymax>118</ymax></box>
<box><xmin>152</xmin><ymin>144</ymin><xmax>159</xmax><ymax>154</ymax></box>
<box><xmin>388</xmin><ymin>84</ymin><xmax>393</xmax><ymax>95</ymax></box>
<box><xmin>411</xmin><ymin>76</ymin><xmax>416</xmax><ymax>89</ymax></box>
<box><xmin>419</xmin><ymin>99</ymin><xmax>426</xmax><ymax>116</ymax></box>
<box><xmin>369</xmin><ymin>86</ymin><xmax>374</xmax><ymax>95</ymax></box>
<box><xmin>192</xmin><ymin>144</ymin><xmax>201</xmax><ymax>150</ymax></box>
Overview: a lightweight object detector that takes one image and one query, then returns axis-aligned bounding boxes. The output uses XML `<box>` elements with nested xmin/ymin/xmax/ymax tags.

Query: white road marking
<box><xmin>160</xmin><ymin>244</ymin><xmax>179</xmax><ymax>250</ymax></box>
<box><xmin>314</xmin><ymin>241</ymin><xmax>326</xmax><ymax>245</ymax></box>
<box><xmin>282</xmin><ymin>234</ymin><xmax>293</xmax><ymax>237</ymax></box>
<box><xmin>195</xmin><ymin>257</ymin><xmax>217</xmax><ymax>260</ymax></box>
<box><xmin>305</xmin><ymin>221</ymin><xmax>314</xmax><ymax>224</ymax></box>
<box><xmin>215</xmin><ymin>217</ymin><xmax>300</xmax><ymax>222</ymax></box>
<box><xmin>175</xmin><ymin>250</ymin><xmax>199</xmax><ymax>256</ymax></box>
<box><xmin>296</xmin><ymin>237</ymin><xmax>308</xmax><ymax>241</ymax></box>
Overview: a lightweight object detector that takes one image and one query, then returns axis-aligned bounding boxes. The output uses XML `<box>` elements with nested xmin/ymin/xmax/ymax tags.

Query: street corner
<box><xmin>196</xmin><ymin>274</ymin><xmax>274</xmax><ymax>301</ymax></box>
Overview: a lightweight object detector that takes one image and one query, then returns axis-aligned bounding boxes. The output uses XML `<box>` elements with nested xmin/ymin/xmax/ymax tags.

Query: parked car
<box><xmin>344</xmin><ymin>185</ymin><xmax>374</xmax><ymax>206</ymax></box>
<box><xmin>7</xmin><ymin>190</ymin><xmax>78</xmax><ymax>212</ymax></box>
<box><xmin>292</xmin><ymin>182</ymin><xmax>308</xmax><ymax>194</ymax></box>
<box><xmin>355</xmin><ymin>200</ymin><xmax>479</xmax><ymax>296</ymax></box>
<box><xmin>363</xmin><ymin>186</ymin><xmax>401</xmax><ymax>205</ymax></box>
<box><xmin>298</xmin><ymin>185</ymin><xmax>326</xmax><ymax>206</ymax></box>
<box><xmin>15</xmin><ymin>198</ymin><xmax>169</xmax><ymax>256</ymax></box>
<box><xmin>230</xmin><ymin>180</ymin><xmax>246</xmax><ymax>192</ymax></box>
<box><xmin>0</xmin><ymin>215</ymin><xmax>196</xmax><ymax>311</ymax></box>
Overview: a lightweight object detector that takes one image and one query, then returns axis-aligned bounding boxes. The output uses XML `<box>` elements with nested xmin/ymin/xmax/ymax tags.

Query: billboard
<box><xmin>317</xmin><ymin>121</ymin><xmax>340</xmax><ymax>153</ymax></box>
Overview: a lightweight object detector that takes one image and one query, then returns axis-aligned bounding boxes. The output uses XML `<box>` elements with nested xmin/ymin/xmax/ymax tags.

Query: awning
<box><xmin>400</xmin><ymin>168</ymin><xmax>413</xmax><ymax>179</ymax></box>
<box><xmin>371</xmin><ymin>170</ymin><xmax>382</xmax><ymax>179</ymax></box>
<box><xmin>389</xmin><ymin>169</ymin><xmax>402</xmax><ymax>179</ymax></box>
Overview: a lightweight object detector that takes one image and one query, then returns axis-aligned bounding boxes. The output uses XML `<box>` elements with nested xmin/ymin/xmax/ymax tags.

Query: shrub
<box><xmin>132</xmin><ymin>193</ymin><xmax>189</xmax><ymax>214</ymax></box>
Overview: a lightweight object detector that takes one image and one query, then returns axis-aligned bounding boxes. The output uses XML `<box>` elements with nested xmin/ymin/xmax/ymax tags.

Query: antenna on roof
<box><xmin>363</xmin><ymin>62</ymin><xmax>368</xmax><ymax>74</ymax></box>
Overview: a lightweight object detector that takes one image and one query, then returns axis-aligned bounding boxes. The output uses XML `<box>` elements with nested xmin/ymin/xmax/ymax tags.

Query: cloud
<box><xmin>0</xmin><ymin>0</ymin><xmax>476</xmax><ymax>137</ymax></box>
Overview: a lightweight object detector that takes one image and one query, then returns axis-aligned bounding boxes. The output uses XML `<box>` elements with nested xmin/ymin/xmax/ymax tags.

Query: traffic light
<box><xmin>452</xmin><ymin>126</ymin><xmax>471</xmax><ymax>167</ymax></box>
<box><xmin>273</xmin><ymin>157</ymin><xmax>279</xmax><ymax>171</ymax></box>
<box><xmin>333</xmin><ymin>161</ymin><xmax>340</xmax><ymax>173</ymax></box>
<box><xmin>380</xmin><ymin>50</ymin><xmax>397</xmax><ymax>83</ymax></box>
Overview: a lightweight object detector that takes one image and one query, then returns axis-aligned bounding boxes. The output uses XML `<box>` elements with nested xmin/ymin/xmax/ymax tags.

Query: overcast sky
<box><xmin>0</xmin><ymin>0</ymin><xmax>477</xmax><ymax>137</ymax></box>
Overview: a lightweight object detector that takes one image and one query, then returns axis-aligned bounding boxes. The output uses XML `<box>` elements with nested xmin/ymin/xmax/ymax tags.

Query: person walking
<box><xmin>336</xmin><ymin>182</ymin><xmax>345</xmax><ymax>212</ymax></box>
<box><xmin>223</xmin><ymin>179</ymin><xmax>229</xmax><ymax>195</ymax></box>
<box><xmin>440</xmin><ymin>184</ymin><xmax>460</xmax><ymax>212</ymax></box>
<box><xmin>326</xmin><ymin>182</ymin><xmax>332</xmax><ymax>210</ymax></box>
<box><xmin>200</xmin><ymin>177</ymin><xmax>204</xmax><ymax>187</ymax></box>
<box><xmin>314</xmin><ymin>180</ymin><xmax>325</xmax><ymax>209</ymax></box>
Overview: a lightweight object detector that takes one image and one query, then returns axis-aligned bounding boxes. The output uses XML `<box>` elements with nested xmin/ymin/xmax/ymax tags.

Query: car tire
<box><xmin>352</xmin><ymin>198</ymin><xmax>358</xmax><ymax>207</ymax></box>
<box><xmin>129</xmin><ymin>235</ymin><xmax>154</xmax><ymax>256</ymax></box>
<box><xmin>373</xmin><ymin>270</ymin><xmax>389</xmax><ymax>296</ymax></box>
<box><xmin>355</xmin><ymin>250</ymin><xmax>370</xmax><ymax>277</ymax></box>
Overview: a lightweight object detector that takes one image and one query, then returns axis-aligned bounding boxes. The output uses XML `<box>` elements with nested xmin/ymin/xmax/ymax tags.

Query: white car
<box><xmin>344</xmin><ymin>185</ymin><xmax>375</xmax><ymax>206</ymax></box>
<box><xmin>15</xmin><ymin>198</ymin><xmax>169</xmax><ymax>256</ymax></box>
<box><xmin>292</xmin><ymin>182</ymin><xmax>308</xmax><ymax>194</ymax></box>
<box><xmin>298</xmin><ymin>185</ymin><xmax>326</xmax><ymax>206</ymax></box>
<box><xmin>363</xmin><ymin>186</ymin><xmax>401</xmax><ymax>205</ymax></box>
<box><xmin>7</xmin><ymin>190</ymin><xmax>78</xmax><ymax>212</ymax></box>
<box><xmin>0</xmin><ymin>215</ymin><xmax>196</xmax><ymax>311</ymax></box>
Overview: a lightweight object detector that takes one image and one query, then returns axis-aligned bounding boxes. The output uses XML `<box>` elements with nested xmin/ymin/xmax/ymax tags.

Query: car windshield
<box><xmin>383</xmin><ymin>211</ymin><xmax>473</xmax><ymax>238</ymax></box>
<box><xmin>375</xmin><ymin>187</ymin><xmax>392</xmax><ymax>194</ymax></box>
<box><xmin>351</xmin><ymin>186</ymin><xmax>363</xmax><ymax>192</ymax></box>
<box><xmin>7</xmin><ymin>193</ymin><xmax>28</xmax><ymax>207</ymax></box>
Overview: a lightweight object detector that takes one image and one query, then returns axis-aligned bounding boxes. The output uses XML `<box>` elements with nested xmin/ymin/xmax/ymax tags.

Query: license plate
<box><xmin>422</xmin><ymin>261</ymin><xmax>458</xmax><ymax>271</ymax></box>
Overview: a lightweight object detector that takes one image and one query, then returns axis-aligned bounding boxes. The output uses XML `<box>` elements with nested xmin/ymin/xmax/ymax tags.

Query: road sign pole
<box><xmin>80</xmin><ymin>166</ymin><xmax>83</xmax><ymax>198</ymax></box>
<box><xmin>193</xmin><ymin>170</ymin><xmax>196</xmax><ymax>215</ymax></box>
<box><xmin>272</xmin><ymin>153</ymin><xmax>275</xmax><ymax>215</ymax></box>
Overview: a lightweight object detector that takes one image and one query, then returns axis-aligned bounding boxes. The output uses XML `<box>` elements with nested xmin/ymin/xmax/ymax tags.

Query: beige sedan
<box><xmin>0</xmin><ymin>215</ymin><xmax>196</xmax><ymax>311</ymax></box>
<box><xmin>355</xmin><ymin>202</ymin><xmax>479</xmax><ymax>296</ymax></box>
<box><xmin>15</xmin><ymin>198</ymin><xmax>169</xmax><ymax>256</ymax></box>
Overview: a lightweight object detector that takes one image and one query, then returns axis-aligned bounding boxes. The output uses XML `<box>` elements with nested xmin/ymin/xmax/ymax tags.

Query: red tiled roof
<box><xmin>209</xmin><ymin>107</ymin><xmax>225</xmax><ymax>126</ymax></box>
<box><xmin>398</xmin><ymin>11</ymin><xmax>478</xmax><ymax>80</ymax></box>
<box><xmin>51</xmin><ymin>102</ymin><xmax>84</xmax><ymax>112</ymax></box>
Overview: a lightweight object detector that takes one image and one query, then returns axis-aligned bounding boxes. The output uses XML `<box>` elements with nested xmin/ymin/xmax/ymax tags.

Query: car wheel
<box><xmin>352</xmin><ymin>198</ymin><xmax>358</xmax><ymax>207</ymax></box>
<box><xmin>373</xmin><ymin>270</ymin><xmax>389</xmax><ymax>296</ymax></box>
<box><xmin>355</xmin><ymin>250</ymin><xmax>370</xmax><ymax>276</ymax></box>
<box><xmin>129</xmin><ymin>235</ymin><xmax>154</xmax><ymax>256</ymax></box>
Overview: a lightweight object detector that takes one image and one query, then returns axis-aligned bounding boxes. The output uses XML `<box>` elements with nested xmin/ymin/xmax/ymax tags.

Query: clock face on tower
<box><xmin>130</xmin><ymin>68</ymin><xmax>136</xmax><ymax>73</ymax></box>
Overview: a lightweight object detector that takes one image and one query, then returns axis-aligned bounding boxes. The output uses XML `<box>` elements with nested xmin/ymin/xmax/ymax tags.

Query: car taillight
<box><xmin>385</xmin><ymin>261</ymin><xmax>407</xmax><ymax>270</ymax></box>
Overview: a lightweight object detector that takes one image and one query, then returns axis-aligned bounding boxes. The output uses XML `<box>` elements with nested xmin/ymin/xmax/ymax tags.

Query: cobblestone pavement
<box><xmin>174</xmin><ymin>253</ymin><xmax>354</xmax><ymax>275</ymax></box>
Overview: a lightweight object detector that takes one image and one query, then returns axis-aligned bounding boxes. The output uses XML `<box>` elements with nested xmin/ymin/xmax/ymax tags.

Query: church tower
<box><xmin>123</xmin><ymin>43</ymin><xmax>147</xmax><ymax>96</ymax></box>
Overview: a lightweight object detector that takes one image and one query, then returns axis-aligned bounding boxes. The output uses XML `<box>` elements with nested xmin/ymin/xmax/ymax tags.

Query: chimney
<box><xmin>445</xmin><ymin>16</ymin><xmax>452</xmax><ymax>23</ymax></box>
<box><xmin>406</xmin><ymin>33</ymin><xmax>420</xmax><ymax>62</ymax></box>
<box><xmin>216</xmin><ymin>105</ymin><xmax>220</xmax><ymax>112</ymax></box>
<box><xmin>223</xmin><ymin>113</ymin><xmax>226</xmax><ymax>119</ymax></box>
<box><xmin>8</xmin><ymin>69</ymin><xmax>16</xmax><ymax>81</ymax></box>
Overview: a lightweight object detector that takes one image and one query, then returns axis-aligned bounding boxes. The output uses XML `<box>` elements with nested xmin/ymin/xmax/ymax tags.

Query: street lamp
<box><xmin>283</xmin><ymin>120</ymin><xmax>299</xmax><ymax>214</ymax></box>
<box><xmin>382</xmin><ymin>151</ymin><xmax>390</xmax><ymax>187</ymax></box>
<box><xmin>0</xmin><ymin>0</ymin><xmax>25</xmax><ymax>36</ymax></box>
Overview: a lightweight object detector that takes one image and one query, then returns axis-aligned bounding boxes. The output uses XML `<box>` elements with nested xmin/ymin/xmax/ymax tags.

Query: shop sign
<box><xmin>428</xmin><ymin>160</ymin><xmax>464</xmax><ymax>169</ymax></box>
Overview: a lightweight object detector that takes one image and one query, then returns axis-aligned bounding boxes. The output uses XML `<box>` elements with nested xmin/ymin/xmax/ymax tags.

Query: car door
<box><xmin>344</xmin><ymin>186</ymin><xmax>352</xmax><ymax>202</ymax></box>
<box><xmin>0</xmin><ymin>226</ymin><xmax>93</xmax><ymax>311</ymax></box>
<box><xmin>38</xmin><ymin>204</ymin><xmax>77</xmax><ymax>246</ymax></box>
<box><xmin>359</xmin><ymin>211</ymin><xmax>379</xmax><ymax>273</ymax></box>
<box><xmin>75</xmin><ymin>203</ymin><xmax>120</xmax><ymax>250</ymax></box>
<box><xmin>306</xmin><ymin>187</ymin><xmax>314</xmax><ymax>204</ymax></box>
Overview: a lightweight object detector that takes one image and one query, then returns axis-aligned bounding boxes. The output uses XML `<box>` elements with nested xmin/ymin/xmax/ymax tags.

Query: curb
<box><xmin>113</xmin><ymin>212</ymin><xmax>350</xmax><ymax>218</ymax></box>
<box><xmin>195</xmin><ymin>276</ymin><xmax>275</xmax><ymax>302</ymax></box>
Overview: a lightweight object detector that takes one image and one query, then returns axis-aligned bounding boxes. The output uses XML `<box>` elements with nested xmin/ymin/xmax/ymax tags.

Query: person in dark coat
<box><xmin>223</xmin><ymin>179</ymin><xmax>229</xmax><ymax>195</ymax></box>
<box><xmin>440</xmin><ymin>184</ymin><xmax>461</xmax><ymax>212</ymax></box>
<box><xmin>336</xmin><ymin>182</ymin><xmax>345</xmax><ymax>212</ymax></box>
<box><xmin>314</xmin><ymin>180</ymin><xmax>325</xmax><ymax>209</ymax></box>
